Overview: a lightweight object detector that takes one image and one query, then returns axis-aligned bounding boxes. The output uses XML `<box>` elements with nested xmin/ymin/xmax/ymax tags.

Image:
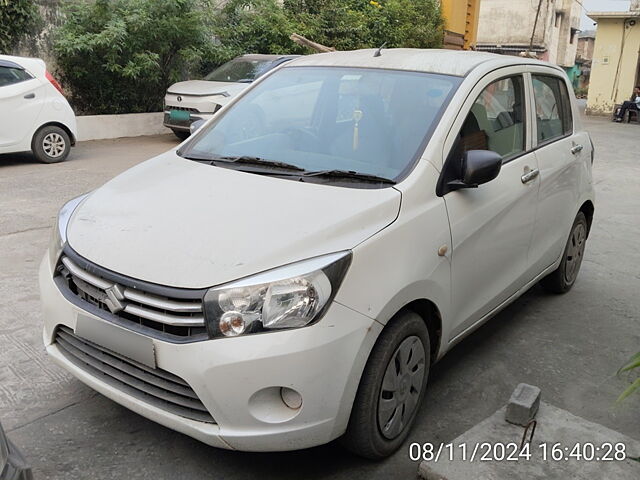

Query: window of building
<box><xmin>532</xmin><ymin>75</ymin><xmax>573</xmax><ymax>144</ymax></box>
<box><xmin>570</xmin><ymin>27</ymin><xmax>579</xmax><ymax>44</ymax></box>
<box><xmin>555</xmin><ymin>12</ymin><xmax>563</xmax><ymax>27</ymax></box>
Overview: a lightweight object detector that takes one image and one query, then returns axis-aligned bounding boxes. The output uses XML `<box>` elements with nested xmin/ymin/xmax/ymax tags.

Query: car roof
<box><xmin>284</xmin><ymin>48</ymin><xmax>561</xmax><ymax>77</ymax></box>
<box><xmin>239</xmin><ymin>54</ymin><xmax>300</xmax><ymax>62</ymax></box>
<box><xmin>0</xmin><ymin>54</ymin><xmax>46</xmax><ymax>77</ymax></box>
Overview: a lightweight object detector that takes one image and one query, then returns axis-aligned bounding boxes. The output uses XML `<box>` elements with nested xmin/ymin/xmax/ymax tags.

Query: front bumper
<box><xmin>163</xmin><ymin>110</ymin><xmax>215</xmax><ymax>132</ymax></box>
<box><xmin>39</xmin><ymin>254</ymin><xmax>381</xmax><ymax>451</ymax></box>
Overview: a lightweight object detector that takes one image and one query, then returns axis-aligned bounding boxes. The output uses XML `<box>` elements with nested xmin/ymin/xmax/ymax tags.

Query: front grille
<box><xmin>165</xmin><ymin>105</ymin><xmax>200</xmax><ymax>113</ymax></box>
<box><xmin>55</xmin><ymin>326</ymin><xmax>215</xmax><ymax>423</ymax></box>
<box><xmin>56</xmin><ymin>253</ymin><xmax>208</xmax><ymax>341</ymax></box>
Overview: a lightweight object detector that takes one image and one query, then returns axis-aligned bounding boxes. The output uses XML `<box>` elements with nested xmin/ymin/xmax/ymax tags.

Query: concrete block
<box><xmin>505</xmin><ymin>383</ymin><xmax>540</xmax><ymax>426</ymax></box>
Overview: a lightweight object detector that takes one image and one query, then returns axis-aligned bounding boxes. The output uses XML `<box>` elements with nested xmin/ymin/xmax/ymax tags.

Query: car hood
<box><xmin>166</xmin><ymin>80</ymin><xmax>247</xmax><ymax>98</ymax></box>
<box><xmin>67</xmin><ymin>152</ymin><xmax>401</xmax><ymax>289</ymax></box>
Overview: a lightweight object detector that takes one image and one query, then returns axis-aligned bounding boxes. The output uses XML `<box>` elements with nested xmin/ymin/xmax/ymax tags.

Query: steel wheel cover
<box><xmin>377</xmin><ymin>335</ymin><xmax>426</xmax><ymax>440</ymax></box>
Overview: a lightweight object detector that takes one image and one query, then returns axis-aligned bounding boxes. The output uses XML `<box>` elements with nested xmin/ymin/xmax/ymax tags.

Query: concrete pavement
<box><xmin>0</xmin><ymin>116</ymin><xmax>638</xmax><ymax>479</ymax></box>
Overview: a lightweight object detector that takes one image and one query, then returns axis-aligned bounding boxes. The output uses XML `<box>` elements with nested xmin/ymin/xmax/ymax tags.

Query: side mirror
<box><xmin>190</xmin><ymin>119</ymin><xmax>206</xmax><ymax>135</ymax></box>
<box><xmin>448</xmin><ymin>150</ymin><xmax>502</xmax><ymax>191</ymax></box>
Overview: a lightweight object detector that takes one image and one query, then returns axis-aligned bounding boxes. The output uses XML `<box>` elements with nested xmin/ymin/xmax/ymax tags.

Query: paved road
<box><xmin>0</xmin><ymin>118</ymin><xmax>638</xmax><ymax>479</ymax></box>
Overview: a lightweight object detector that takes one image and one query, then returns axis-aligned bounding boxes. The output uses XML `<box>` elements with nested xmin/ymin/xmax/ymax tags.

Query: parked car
<box><xmin>40</xmin><ymin>49</ymin><xmax>594</xmax><ymax>459</ymax></box>
<box><xmin>0</xmin><ymin>55</ymin><xmax>76</xmax><ymax>163</ymax></box>
<box><xmin>163</xmin><ymin>54</ymin><xmax>298</xmax><ymax>140</ymax></box>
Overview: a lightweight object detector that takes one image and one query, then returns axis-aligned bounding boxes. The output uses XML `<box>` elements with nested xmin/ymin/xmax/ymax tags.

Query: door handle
<box><xmin>570</xmin><ymin>144</ymin><xmax>583</xmax><ymax>154</ymax></box>
<box><xmin>24</xmin><ymin>93</ymin><xmax>35</xmax><ymax>99</ymax></box>
<box><xmin>521</xmin><ymin>168</ymin><xmax>539</xmax><ymax>184</ymax></box>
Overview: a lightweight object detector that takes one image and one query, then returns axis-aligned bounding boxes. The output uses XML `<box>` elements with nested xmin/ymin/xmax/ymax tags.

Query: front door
<box><xmin>442</xmin><ymin>71</ymin><xmax>540</xmax><ymax>339</ymax></box>
<box><xmin>0</xmin><ymin>62</ymin><xmax>42</xmax><ymax>149</ymax></box>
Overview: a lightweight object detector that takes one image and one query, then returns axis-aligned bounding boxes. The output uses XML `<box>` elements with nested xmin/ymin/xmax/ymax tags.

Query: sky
<box><xmin>579</xmin><ymin>0</ymin><xmax>632</xmax><ymax>30</ymax></box>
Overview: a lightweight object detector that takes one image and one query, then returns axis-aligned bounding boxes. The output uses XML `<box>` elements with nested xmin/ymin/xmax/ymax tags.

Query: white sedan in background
<box><xmin>163</xmin><ymin>54</ymin><xmax>298</xmax><ymax>139</ymax></box>
<box><xmin>0</xmin><ymin>55</ymin><xmax>77</xmax><ymax>163</ymax></box>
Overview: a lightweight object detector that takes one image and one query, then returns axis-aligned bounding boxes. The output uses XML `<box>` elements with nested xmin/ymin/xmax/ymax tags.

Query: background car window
<box><xmin>204</xmin><ymin>59</ymin><xmax>272</xmax><ymax>83</ymax></box>
<box><xmin>0</xmin><ymin>66</ymin><xmax>32</xmax><ymax>87</ymax></box>
<box><xmin>457</xmin><ymin>76</ymin><xmax>525</xmax><ymax>159</ymax></box>
<box><xmin>185</xmin><ymin>67</ymin><xmax>460</xmax><ymax>181</ymax></box>
<box><xmin>532</xmin><ymin>75</ymin><xmax>573</xmax><ymax>143</ymax></box>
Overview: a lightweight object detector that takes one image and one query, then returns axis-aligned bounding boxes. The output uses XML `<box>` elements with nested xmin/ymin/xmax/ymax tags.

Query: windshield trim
<box><xmin>178</xmin><ymin>66</ymin><xmax>463</xmax><ymax>188</ymax></box>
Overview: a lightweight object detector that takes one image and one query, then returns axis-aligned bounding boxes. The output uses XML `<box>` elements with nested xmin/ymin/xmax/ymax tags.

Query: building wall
<box><xmin>477</xmin><ymin>0</ymin><xmax>550</xmax><ymax>46</ymax></box>
<box><xmin>476</xmin><ymin>0</ymin><xmax>579</xmax><ymax>67</ymax></box>
<box><xmin>441</xmin><ymin>0</ymin><xmax>481</xmax><ymax>49</ymax></box>
<box><xmin>577</xmin><ymin>37</ymin><xmax>595</xmax><ymax>61</ymax></box>
<box><xmin>586</xmin><ymin>19</ymin><xmax>640</xmax><ymax>115</ymax></box>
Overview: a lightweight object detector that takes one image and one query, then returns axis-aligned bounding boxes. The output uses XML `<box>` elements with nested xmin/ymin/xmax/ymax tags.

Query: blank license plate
<box><xmin>169</xmin><ymin>109</ymin><xmax>190</xmax><ymax>122</ymax></box>
<box><xmin>75</xmin><ymin>314</ymin><xmax>156</xmax><ymax>368</ymax></box>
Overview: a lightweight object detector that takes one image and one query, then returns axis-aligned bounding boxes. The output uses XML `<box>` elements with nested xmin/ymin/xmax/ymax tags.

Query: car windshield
<box><xmin>182</xmin><ymin>66</ymin><xmax>461</xmax><ymax>182</ymax></box>
<box><xmin>204</xmin><ymin>58</ymin><xmax>274</xmax><ymax>83</ymax></box>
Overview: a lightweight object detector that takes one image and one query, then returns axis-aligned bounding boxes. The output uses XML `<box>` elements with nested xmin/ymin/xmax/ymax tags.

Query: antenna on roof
<box><xmin>374</xmin><ymin>42</ymin><xmax>387</xmax><ymax>57</ymax></box>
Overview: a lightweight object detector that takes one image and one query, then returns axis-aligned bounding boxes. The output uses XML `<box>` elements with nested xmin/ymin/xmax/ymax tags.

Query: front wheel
<box><xmin>172</xmin><ymin>129</ymin><xmax>190</xmax><ymax>141</ymax></box>
<box><xmin>32</xmin><ymin>125</ymin><xmax>71</xmax><ymax>163</ymax></box>
<box><xmin>341</xmin><ymin>311</ymin><xmax>430</xmax><ymax>459</ymax></box>
<box><xmin>540</xmin><ymin>211</ymin><xmax>588</xmax><ymax>294</ymax></box>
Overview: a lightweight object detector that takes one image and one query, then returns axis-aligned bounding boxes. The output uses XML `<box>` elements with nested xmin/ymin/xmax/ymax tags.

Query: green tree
<box><xmin>54</xmin><ymin>0</ymin><xmax>216</xmax><ymax>114</ymax></box>
<box><xmin>0</xmin><ymin>0</ymin><xmax>39</xmax><ymax>53</ymax></box>
<box><xmin>211</xmin><ymin>0</ymin><xmax>443</xmax><ymax>65</ymax></box>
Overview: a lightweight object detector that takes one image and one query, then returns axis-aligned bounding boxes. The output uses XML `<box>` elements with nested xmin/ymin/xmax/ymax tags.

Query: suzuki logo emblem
<box><xmin>104</xmin><ymin>284</ymin><xmax>126</xmax><ymax>314</ymax></box>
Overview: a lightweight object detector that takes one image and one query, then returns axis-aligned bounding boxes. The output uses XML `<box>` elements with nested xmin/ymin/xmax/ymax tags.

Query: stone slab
<box><xmin>419</xmin><ymin>402</ymin><xmax>640</xmax><ymax>480</ymax></box>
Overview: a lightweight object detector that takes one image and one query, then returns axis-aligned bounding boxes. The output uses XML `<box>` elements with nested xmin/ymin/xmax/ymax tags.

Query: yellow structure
<box><xmin>586</xmin><ymin>10</ymin><xmax>640</xmax><ymax>115</ymax></box>
<box><xmin>441</xmin><ymin>0</ymin><xmax>481</xmax><ymax>50</ymax></box>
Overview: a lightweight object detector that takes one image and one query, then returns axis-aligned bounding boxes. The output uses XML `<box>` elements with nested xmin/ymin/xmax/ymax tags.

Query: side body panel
<box><xmin>527</xmin><ymin>66</ymin><xmax>594</xmax><ymax>273</ymax></box>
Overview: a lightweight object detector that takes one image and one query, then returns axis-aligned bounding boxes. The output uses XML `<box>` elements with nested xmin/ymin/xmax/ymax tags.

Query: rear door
<box><xmin>442</xmin><ymin>68</ymin><xmax>541</xmax><ymax>339</ymax></box>
<box><xmin>527</xmin><ymin>68</ymin><xmax>584</xmax><ymax>273</ymax></box>
<box><xmin>0</xmin><ymin>60</ymin><xmax>44</xmax><ymax>149</ymax></box>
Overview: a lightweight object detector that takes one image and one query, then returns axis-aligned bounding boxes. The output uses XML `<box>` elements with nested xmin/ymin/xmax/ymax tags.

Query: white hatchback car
<box><xmin>163</xmin><ymin>54</ymin><xmax>298</xmax><ymax>140</ymax></box>
<box><xmin>0</xmin><ymin>55</ymin><xmax>77</xmax><ymax>163</ymax></box>
<box><xmin>40</xmin><ymin>49</ymin><xmax>594</xmax><ymax>459</ymax></box>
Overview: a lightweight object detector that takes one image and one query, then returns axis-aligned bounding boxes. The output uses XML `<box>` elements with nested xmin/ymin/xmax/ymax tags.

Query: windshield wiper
<box><xmin>183</xmin><ymin>153</ymin><xmax>306</xmax><ymax>172</ymax></box>
<box><xmin>302</xmin><ymin>169</ymin><xmax>396</xmax><ymax>184</ymax></box>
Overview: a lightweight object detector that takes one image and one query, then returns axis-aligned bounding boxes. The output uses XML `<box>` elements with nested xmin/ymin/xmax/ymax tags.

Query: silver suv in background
<box><xmin>163</xmin><ymin>54</ymin><xmax>299</xmax><ymax>140</ymax></box>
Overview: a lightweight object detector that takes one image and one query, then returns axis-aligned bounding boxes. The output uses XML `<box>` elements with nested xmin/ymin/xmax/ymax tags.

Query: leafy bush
<box><xmin>0</xmin><ymin>0</ymin><xmax>40</xmax><ymax>53</ymax></box>
<box><xmin>617</xmin><ymin>351</ymin><xmax>640</xmax><ymax>403</ymax></box>
<box><xmin>54</xmin><ymin>0</ymin><xmax>216</xmax><ymax>114</ymax></box>
<box><xmin>209</xmin><ymin>0</ymin><xmax>444</xmax><ymax>67</ymax></box>
<box><xmin>54</xmin><ymin>0</ymin><xmax>444</xmax><ymax>114</ymax></box>
<box><xmin>574</xmin><ymin>86</ymin><xmax>588</xmax><ymax>99</ymax></box>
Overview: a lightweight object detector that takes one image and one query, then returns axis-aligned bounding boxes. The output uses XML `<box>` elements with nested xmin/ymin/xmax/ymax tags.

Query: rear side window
<box><xmin>457</xmin><ymin>75</ymin><xmax>526</xmax><ymax>160</ymax></box>
<box><xmin>0</xmin><ymin>66</ymin><xmax>32</xmax><ymax>87</ymax></box>
<box><xmin>532</xmin><ymin>75</ymin><xmax>573</xmax><ymax>144</ymax></box>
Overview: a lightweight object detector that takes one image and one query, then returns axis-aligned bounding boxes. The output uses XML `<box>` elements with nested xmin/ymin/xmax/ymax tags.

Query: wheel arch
<box><xmin>396</xmin><ymin>299</ymin><xmax>442</xmax><ymax>364</ymax></box>
<box><xmin>578</xmin><ymin>200</ymin><xmax>594</xmax><ymax>236</ymax></box>
<box><xmin>34</xmin><ymin>122</ymin><xmax>76</xmax><ymax>146</ymax></box>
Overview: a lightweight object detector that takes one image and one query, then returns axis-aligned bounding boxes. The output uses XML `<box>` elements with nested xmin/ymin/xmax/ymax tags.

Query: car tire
<box><xmin>540</xmin><ymin>211</ymin><xmax>588</xmax><ymax>294</ymax></box>
<box><xmin>32</xmin><ymin>125</ymin><xmax>71</xmax><ymax>164</ymax></box>
<box><xmin>341</xmin><ymin>310</ymin><xmax>430</xmax><ymax>459</ymax></box>
<box><xmin>172</xmin><ymin>129</ymin><xmax>190</xmax><ymax>141</ymax></box>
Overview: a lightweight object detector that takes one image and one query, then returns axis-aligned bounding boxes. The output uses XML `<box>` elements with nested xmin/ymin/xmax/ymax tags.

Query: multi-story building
<box><xmin>475</xmin><ymin>0</ymin><xmax>581</xmax><ymax>67</ymax></box>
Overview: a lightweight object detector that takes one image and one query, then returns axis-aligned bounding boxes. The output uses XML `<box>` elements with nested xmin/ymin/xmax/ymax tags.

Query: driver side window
<box><xmin>458</xmin><ymin>76</ymin><xmax>526</xmax><ymax>160</ymax></box>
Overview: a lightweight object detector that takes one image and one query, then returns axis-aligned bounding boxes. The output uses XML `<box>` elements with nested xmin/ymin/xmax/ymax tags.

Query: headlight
<box><xmin>203</xmin><ymin>251</ymin><xmax>351</xmax><ymax>338</ymax></box>
<box><xmin>48</xmin><ymin>193</ymin><xmax>90</xmax><ymax>268</ymax></box>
